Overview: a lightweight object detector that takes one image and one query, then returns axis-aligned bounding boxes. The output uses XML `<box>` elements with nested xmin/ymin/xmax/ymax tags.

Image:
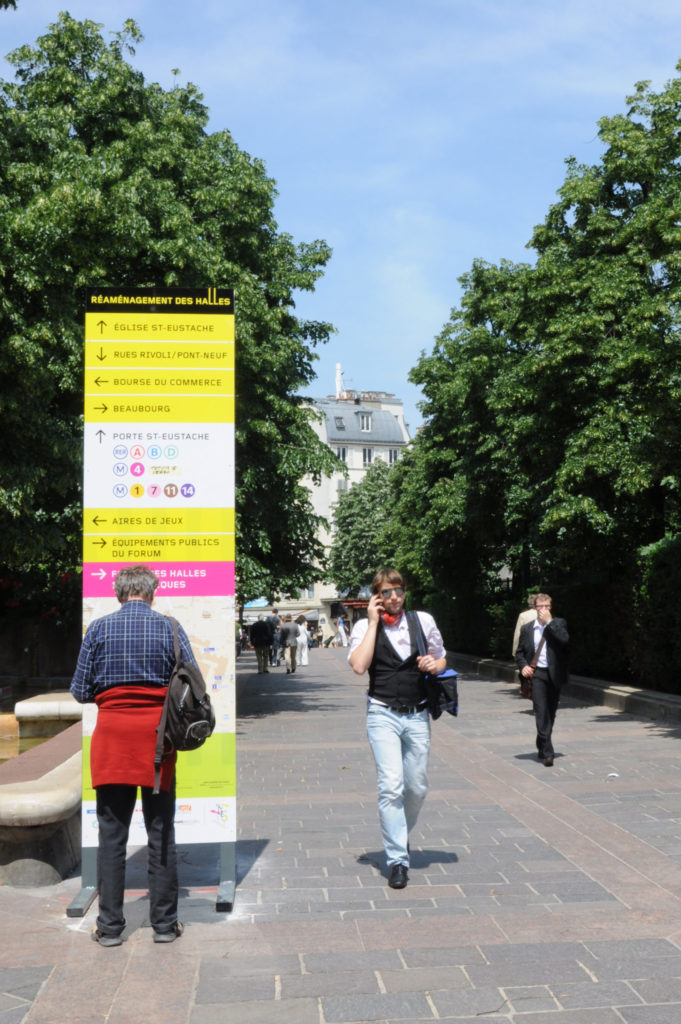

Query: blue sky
<box><xmin>3</xmin><ymin>1</ymin><xmax>681</xmax><ymax>432</ymax></box>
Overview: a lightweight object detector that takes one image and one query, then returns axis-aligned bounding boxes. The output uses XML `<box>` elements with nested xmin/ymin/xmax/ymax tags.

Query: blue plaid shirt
<box><xmin>70</xmin><ymin>599</ymin><xmax>198</xmax><ymax>703</ymax></box>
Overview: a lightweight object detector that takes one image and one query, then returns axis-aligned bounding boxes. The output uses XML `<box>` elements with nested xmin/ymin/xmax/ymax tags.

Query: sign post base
<box><xmin>216</xmin><ymin>840</ymin><xmax>236</xmax><ymax>911</ymax></box>
<box><xmin>66</xmin><ymin>847</ymin><xmax>98</xmax><ymax>918</ymax></box>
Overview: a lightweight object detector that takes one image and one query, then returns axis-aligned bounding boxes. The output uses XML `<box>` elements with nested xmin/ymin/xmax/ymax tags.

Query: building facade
<box><xmin>263</xmin><ymin>367</ymin><xmax>411</xmax><ymax>637</ymax></box>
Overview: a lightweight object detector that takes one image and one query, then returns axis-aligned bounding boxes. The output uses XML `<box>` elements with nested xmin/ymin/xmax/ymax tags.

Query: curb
<box><xmin>450</xmin><ymin>651</ymin><xmax>681</xmax><ymax>725</ymax></box>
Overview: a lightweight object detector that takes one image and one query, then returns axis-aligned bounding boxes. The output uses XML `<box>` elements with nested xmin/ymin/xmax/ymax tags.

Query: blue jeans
<box><xmin>366</xmin><ymin>703</ymin><xmax>431</xmax><ymax>868</ymax></box>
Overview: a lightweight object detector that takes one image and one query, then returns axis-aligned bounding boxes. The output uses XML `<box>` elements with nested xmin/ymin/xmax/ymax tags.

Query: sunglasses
<box><xmin>379</xmin><ymin>586</ymin><xmax>405</xmax><ymax>598</ymax></box>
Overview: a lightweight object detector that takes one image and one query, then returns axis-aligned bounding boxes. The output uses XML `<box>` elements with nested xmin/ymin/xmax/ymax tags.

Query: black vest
<box><xmin>368</xmin><ymin>619</ymin><xmax>427</xmax><ymax>706</ymax></box>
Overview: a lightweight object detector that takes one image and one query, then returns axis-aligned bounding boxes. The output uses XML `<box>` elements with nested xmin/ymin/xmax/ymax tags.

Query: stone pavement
<box><xmin>4</xmin><ymin>646</ymin><xmax>681</xmax><ymax>1023</ymax></box>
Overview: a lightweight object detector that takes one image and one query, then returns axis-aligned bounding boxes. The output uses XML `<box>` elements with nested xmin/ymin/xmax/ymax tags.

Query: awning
<box><xmin>299</xmin><ymin>608</ymin><xmax>320</xmax><ymax>621</ymax></box>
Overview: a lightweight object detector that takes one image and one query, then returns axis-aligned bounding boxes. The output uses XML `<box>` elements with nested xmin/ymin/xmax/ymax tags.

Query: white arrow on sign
<box><xmin>90</xmin><ymin>568</ymin><xmax>107</xmax><ymax>580</ymax></box>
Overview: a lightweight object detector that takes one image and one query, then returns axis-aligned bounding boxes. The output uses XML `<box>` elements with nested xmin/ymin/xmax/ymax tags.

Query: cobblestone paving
<box><xmin>3</xmin><ymin>648</ymin><xmax>681</xmax><ymax>1022</ymax></box>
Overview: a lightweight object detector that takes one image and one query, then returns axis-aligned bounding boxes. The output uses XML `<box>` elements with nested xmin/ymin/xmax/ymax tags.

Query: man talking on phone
<box><xmin>516</xmin><ymin>593</ymin><xmax>569</xmax><ymax>767</ymax></box>
<box><xmin>349</xmin><ymin>567</ymin><xmax>446</xmax><ymax>889</ymax></box>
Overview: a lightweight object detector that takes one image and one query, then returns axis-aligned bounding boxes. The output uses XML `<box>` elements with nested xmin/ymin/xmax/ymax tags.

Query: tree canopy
<box><xmin>389</xmin><ymin>65</ymin><xmax>681</xmax><ymax>679</ymax></box>
<box><xmin>0</xmin><ymin>14</ymin><xmax>337</xmax><ymax>618</ymax></box>
<box><xmin>328</xmin><ymin>459</ymin><xmax>395</xmax><ymax>596</ymax></box>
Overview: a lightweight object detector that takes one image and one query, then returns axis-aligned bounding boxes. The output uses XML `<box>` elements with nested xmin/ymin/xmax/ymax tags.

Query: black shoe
<box><xmin>388</xmin><ymin>864</ymin><xmax>408</xmax><ymax>889</ymax></box>
<box><xmin>91</xmin><ymin>927</ymin><xmax>123</xmax><ymax>947</ymax></box>
<box><xmin>153</xmin><ymin>921</ymin><xmax>184</xmax><ymax>943</ymax></box>
<box><xmin>543</xmin><ymin>756</ymin><xmax>554</xmax><ymax>767</ymax></box>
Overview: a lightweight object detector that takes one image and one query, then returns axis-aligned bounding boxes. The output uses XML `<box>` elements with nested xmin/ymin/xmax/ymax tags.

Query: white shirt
<box><xmin>532</xmin><ymin>618</ymin><xmax>549</xmax><ymax>669</ymax></box>
<box><xmin>349</xmin><ymin>611</ymin><xmax>445</xmax><ymax>665</ymax></box>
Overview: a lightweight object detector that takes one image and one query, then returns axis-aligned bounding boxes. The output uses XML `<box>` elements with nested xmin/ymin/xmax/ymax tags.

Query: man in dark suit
<box><xmin>250</xmin><ymin>615</ymin><xmax>273</xmax><ymax>674</ymax></box>
<box><xmin>516</xmin><ymin>593</ymin><xmax>569</xmax><ymax>767</ymax></box>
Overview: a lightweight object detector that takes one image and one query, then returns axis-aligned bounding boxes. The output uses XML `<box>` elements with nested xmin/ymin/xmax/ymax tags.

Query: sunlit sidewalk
<box><xmin>3</xmin><ymin>644</ymin><xmax>681</xmax><ymax>1023</ymax></box>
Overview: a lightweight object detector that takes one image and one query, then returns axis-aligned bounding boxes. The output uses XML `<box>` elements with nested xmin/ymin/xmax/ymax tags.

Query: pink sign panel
<box><xmin>83</xmin><ymin>561</ymin><xmax>235</xmax><ymax>598</ymax></box>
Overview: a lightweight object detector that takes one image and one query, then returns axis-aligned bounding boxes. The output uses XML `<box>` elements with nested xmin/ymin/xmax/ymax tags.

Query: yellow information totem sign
<box><xmin>69</xmin><ymin>287</ymin><xmax>237</xmax><ymax>917</ymax></box>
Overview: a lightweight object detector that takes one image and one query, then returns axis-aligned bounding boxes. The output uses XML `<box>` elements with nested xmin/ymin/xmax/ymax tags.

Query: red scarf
<box><xmin>381</xmin><ymin>611</ymin><xmax>403</xmax><ymax>627</ymax></box>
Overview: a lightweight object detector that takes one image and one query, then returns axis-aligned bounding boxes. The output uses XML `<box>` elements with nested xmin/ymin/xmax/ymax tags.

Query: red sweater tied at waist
<box><xmin>90</xmin><ymin>685</ymin><xmax>176</xmax><ymax>792</ymax></box>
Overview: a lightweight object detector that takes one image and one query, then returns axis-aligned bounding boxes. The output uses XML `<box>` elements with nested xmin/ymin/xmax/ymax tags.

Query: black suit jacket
<box><xmin>516</xmin><ymin>617</ymin><xmax>569</xmax><ymax>687</ymax></box>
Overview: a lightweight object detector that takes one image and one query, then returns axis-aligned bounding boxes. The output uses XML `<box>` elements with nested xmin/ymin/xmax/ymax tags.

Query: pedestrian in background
<box><xmin>336</xmin><ymin>613</ymin><xmax>349</xmax><ymax>647</ymax></box>
<box><xmin>516</xmin><ymin>593</ymin><xmax>569</xmax><ymax>767</ymax></box>
<box><xmin>512</xmin><ymin>593</ymin><xmax>538</xmax><ymax>697</ymax></box>
<box><xmin>296</xmin><ymin>615</ymin><xmax>309</xmax><ymax>667</ymax></box>
<box><xmin>279</xmin><ymin>614</ymin><xmax>299</xmax><ymax>674</ymax></box>
<box><xmin>267</xmin><ymin>607</ymin><xmax>281</xmax><ymax>666</ymax></box>
<box><xmin>250</xmin><ymin>615</ymin><xmax>273</xmax><ymax>673</ymax></box>
<box><xmin>512</xmin><ymin>593</ymin><xmax>538</xmax><ymax>658</ymax></box>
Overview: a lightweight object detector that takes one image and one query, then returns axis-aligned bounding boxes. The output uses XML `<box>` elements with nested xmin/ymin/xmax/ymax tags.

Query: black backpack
<box><xmin>153</xmin><ymin>616</ymin><xmax>216</xmax><ymax>793</ymax></box>
<box><xmin>406</xmin><ymin>610</ymin><xmax>459</xmax><ymax>719</ymax></box>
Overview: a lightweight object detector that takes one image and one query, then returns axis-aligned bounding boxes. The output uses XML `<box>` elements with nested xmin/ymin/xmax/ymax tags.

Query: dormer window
<box><xmin>359</xmin><ymin>413</ymin><xmax>372</xmax><ymax>432</ymax></box>
<box><xmin>335</xmin><ymin>416</ymin><xmax>345</xmax><ymax>430</ymax></box>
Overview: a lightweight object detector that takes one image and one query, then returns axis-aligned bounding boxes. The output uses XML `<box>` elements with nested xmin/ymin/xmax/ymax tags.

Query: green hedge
<box><xmin>417</xmin><ymin>535</ymin><xmax>681</xmax><ymax>693</ymax></box>
<box><xmin>631</xmin><ymin>536</ymin><xmax>681</xmax><ymax>693</ymax></box>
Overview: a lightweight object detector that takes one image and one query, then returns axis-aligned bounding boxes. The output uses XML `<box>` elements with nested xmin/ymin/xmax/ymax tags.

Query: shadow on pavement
<box><xmin>121</xmin><ymin>838</ymin><xmax>270</xmax><ymax>894</ymax></box>
<box><xmin>358</xmin><ymin>848</ymin><xmax>459</xmax><ymax>877</ymax></box>
<box><xmin>237</xmin><ymin>678</ymin><xmax>346</xmax><ymax>719</ymax></box>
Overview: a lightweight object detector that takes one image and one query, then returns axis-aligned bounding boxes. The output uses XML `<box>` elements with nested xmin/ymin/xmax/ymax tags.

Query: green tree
<box><xmin>0</xmin><ymin>14</ymin><xmax>337</xmax><ymax>619</ymax></box>
<box><xmin>390</xmin><ymin>260</ymin><xmax>531</xmax><ymax>652</ymax></box>
<box><xmin>328</xmin><ymin>460</ymin><xmax>396</xmax><ymax>596</ymax></box>
<box><xmin>500</xmin><ymin>69</ymin><xmax>681</xmax><ymax>674</ymax></box>
<box><xmin>397</xmin><ymin>65</ymin><xmax>681</xmax><ymax>678</ymax></box>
